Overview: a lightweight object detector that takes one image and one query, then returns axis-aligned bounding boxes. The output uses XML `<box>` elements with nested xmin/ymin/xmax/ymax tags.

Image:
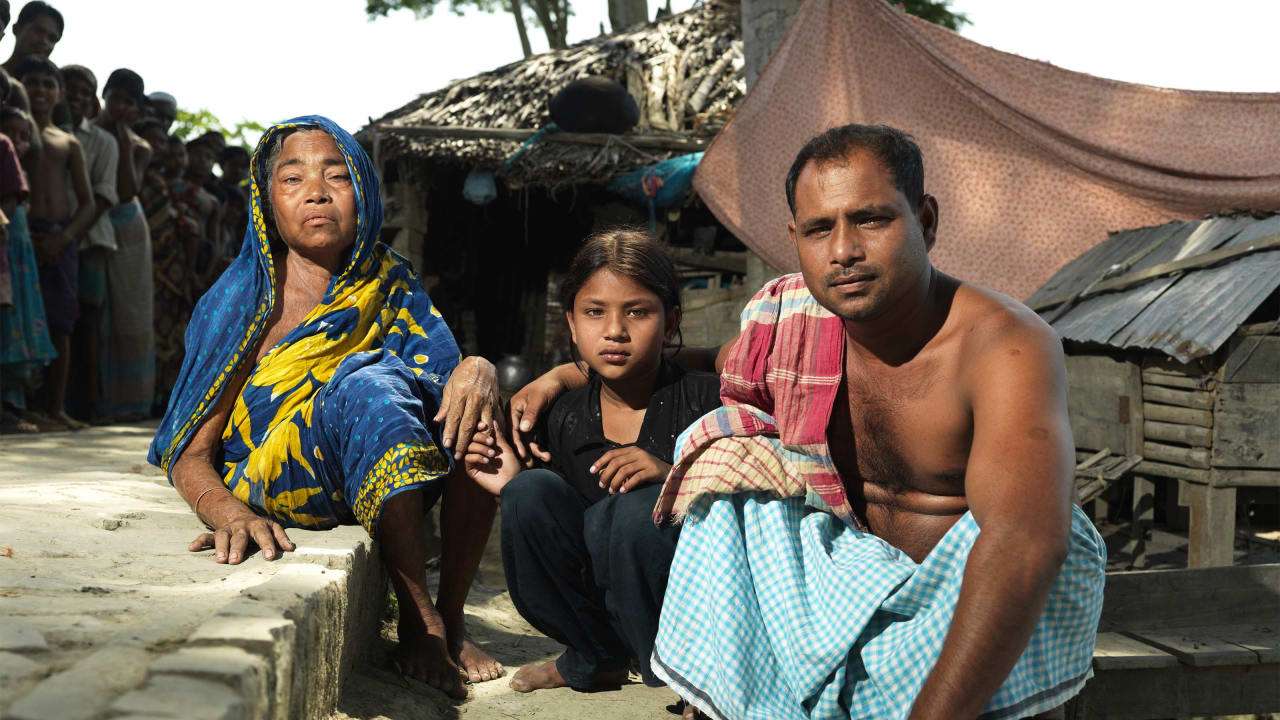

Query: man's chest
<box><xmin>826</xmin><ymin>364</ymin><xmax>971</xmax><ymax>497</ymax></box>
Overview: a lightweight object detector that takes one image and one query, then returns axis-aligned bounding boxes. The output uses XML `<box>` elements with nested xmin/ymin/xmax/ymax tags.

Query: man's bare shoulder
<box><xmin>948</xmin><ymin>278</ymin><xmax>1062</xmax><ymax>371</ymax></box>
<box><xmin>40</xmin><ymin>126</ymin><xmax>77</xmax><ymax>153</ymax></box>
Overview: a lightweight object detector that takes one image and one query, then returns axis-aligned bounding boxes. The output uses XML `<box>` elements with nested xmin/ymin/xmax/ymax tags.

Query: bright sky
<box><xmin>5</xmin><ymin>0</ymin><xmax>1276</xmax><ymax>136</ymax></box>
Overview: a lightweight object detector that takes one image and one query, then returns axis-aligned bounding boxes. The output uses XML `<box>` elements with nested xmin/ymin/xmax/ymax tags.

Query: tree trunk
<box><xmin>608</xmin><ymin>0</ymin><xmax>649</xmax><ymax>32</ymax></box>
<box><xmin>530</xmin><ymin>0</ymin><xmax>568</xmax><ymax>49</ymax></box>
<box><xmin>508</xmin><ymin>0</ymin><xmax>533</xmax><ymax>57</ymax></box>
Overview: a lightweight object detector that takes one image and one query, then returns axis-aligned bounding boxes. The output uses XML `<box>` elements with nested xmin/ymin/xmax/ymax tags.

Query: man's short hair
<box><xmin>15</xmin><ymin>1</ymin><xmax>62</xmax><ymax>36</ymax></box>
<box><xmin>59</xmin><ymin>63</ymin><xmax>95</xmax><ymax>91</ymax></box>
<box><xmin>148</xmin><ymin>91</ymin><xmax>176</xmax><ymax>107</ymax></box>
<box><xmin>0</xmin><ymin>70</ymin><xmax>9</xmax><ymax>104</ymax></box>
<box><xmin>0</xmin><ymin>1</ymin><xmax>11</xmax><ymax>30</ymax></box>
<box><xmin>220</xmin><ymin>145</ymin><xmax>249</xmax><ymax>164</ymax></box>
<box><xmin>103</xmin><ymin>68</ymin><xmax>144</xmax><ymax>105</ymax></box>
<box><xmin>14</xmin><ymin>56</ymin><xmax>59</xmax><ymax>85</ymax></box>
<box><xmin>784</xmin><ymin>124</ymin><xmax>924</xmax><ymax>216</ymax></box>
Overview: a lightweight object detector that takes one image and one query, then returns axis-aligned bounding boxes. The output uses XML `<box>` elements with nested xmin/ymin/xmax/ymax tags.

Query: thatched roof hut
<box><xmin>362</xmin><ymin>0</ymin><xmax>744</xmax><ymax>189</ymax></box>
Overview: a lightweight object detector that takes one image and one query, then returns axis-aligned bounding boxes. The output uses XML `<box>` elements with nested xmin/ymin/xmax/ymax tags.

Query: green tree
<box><xmin>893</xmin><ymin>0</ymin><xmax>969</xmax><ymax>31</ymax></box>
<box><xmin>366</xmin><ymin>0</ymin><xmax>569</xmax><ymax>59</ymax></box>
<box><xmin>173</xmin><ymin>108</ymin><xmax>267</xmax><ymax>151</ymax></box>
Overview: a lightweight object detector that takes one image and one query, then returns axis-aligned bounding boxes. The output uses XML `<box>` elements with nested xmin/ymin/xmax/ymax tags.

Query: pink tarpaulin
<box><xmin>694</xmin><ymin>0</ymin><xmax>1280</xmax><ymax>300</ymax></box>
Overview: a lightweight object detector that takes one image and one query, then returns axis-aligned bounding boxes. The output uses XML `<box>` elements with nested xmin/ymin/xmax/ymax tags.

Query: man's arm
<box><xmin>88</xmin><ymin>131</ymin><xmax>120</xmax><ymax>230</ymax></box>
<box><xmin>908</xmin><ymin>313</ymin><xmax>1074</xmax><ymax>720</ymax></box>
<box><xmin>59</xmin><ymin>140</ymin><xmax>97</xmax><ymax>246</ymax></box>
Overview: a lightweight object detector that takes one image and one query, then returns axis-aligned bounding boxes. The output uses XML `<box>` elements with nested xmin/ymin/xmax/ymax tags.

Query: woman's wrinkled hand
<box><xmin>434</xmin><ymin>356</ymin><xmax>501</xmax><ymax>460</ymax></box>
<box><xmin>591</xmin><ymin>446</ymin><xmax>672</xmax><ymax>495</ymax></box>
<box><xmin>188</xmin><ymin>515</ymin><xmax>296</xmax><ymax>564</ymax></box>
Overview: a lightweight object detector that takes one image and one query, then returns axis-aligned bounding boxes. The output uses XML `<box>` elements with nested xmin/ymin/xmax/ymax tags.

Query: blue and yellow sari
<box><xmin>148</xmin><ymin>116</ymin><xmax>459</xmax><ymax>536</ymax></box>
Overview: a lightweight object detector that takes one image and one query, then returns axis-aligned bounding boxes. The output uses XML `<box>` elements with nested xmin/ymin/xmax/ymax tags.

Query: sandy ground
<box><xmin>330</xmin><ymin>522</ymin><xmax>681</xmax><ymax>720</ymax></box>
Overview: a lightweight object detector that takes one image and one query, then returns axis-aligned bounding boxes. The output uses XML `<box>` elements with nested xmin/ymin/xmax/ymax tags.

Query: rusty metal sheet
<box><xmin>1038</xmin><ymin>214</ymin><xmax>1280</xmax><ymax>362</ymax></box>
<box><xmin>1109</xmin><ymin>250</ymin><xmax>1280</xmax><ymax>362</ymax></box>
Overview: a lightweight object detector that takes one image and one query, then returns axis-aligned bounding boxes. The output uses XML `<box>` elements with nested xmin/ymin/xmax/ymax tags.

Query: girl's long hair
<box><xmin>560</xmin><ymin>228</ymin><xmax>684</xmax><ymax>372</ymax></box>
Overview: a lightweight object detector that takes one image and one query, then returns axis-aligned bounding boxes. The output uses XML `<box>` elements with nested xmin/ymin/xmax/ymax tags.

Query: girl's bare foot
<box><xmin>446</xmin><ymin>621</ymin><xmax>504</xmax><ymax>683</ymax></box>
<box><xmin>395</xmin><ymin>618</ymin><xmax>467</xmax><ymax>700</ymax></box>
<box><xmin>509</xmin><ymin>660</ymin><xmax>627</xmax><ymax>693</ymax></box>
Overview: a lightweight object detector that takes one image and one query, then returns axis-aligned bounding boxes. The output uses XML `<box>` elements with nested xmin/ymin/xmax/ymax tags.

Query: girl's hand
<box><xmin>463</xmin><ymin>429</ymin><xmax>520</xmax><ymax>496</ymax></box>
<box><xmin>507</xmin><ymin>377</ymin><xmax>563</xmax><ymax>464</ymax></box>
<box><xmin>591</xmin><ymin>447</ymin><xmax>672</xmax><ymax>495</ymax></box>
<box><xmin>434</xmin><ymin>356</ymin><xmax>500</xmax><ymax>459</ymax></box>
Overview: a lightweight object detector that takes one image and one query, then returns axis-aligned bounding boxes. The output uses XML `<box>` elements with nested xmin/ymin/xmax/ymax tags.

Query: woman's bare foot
<box><xmin>445</xmin><ymin>621</ymin><xmax>504</xmax><ymax>683</ymax></box>
<box><xmin>50</xmin><ymin>411</ymin><xmax>88</xmax><ymax>431</ymax></box>
<box><xmin>509</xmin><ymin>660</ymin><xmax>627</xmax><ymax>693</ymax></box>
<box><xmin>395</xmin><ymin>618</ymin><xmax>467</xmax><ymax>700</ymax></box>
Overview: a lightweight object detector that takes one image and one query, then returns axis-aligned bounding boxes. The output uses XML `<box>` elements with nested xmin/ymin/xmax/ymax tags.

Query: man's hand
<box><xmin>188</xmin><ymin>514</ymin><xmax>296</xmax><ymax>564</ymax></box>
<box><xmin>462</xmin><ymin>429</ymin><xmax>521</xmax><ymax>496</ymax></box>
<box><xmin>33</xmin><ymin>231</ymin><xmax>71</xmax><ymax>266</ymax></box>
<box><xmin>591</xmin><ymin>446</ymin><xmax>671</xmax><ymax>494</ymax></box>
<box><xmin>434</xmin><ymin>356</ymin><xmax>500</xmax><ymax>460</ymax></box>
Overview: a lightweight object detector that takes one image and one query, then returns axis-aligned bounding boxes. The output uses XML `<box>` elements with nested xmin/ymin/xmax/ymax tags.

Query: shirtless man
<box><xmin>18</xmin><ymin>56</ymin><xmax>94</xmax><ymax>430</ymax></box>
<box><xmin>508</xmin><ymin>125</ymin><xmax>1104</xmax><ymax>719</ymax></box>
<box><xmin>1</xmin><ymin>1</ymin><xmax>64</xmax><ymax>113</ymax></box>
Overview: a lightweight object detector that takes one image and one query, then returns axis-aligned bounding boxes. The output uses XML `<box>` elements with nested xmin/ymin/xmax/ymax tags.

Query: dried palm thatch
<box><xmin>362</xmin><ymin>0</ymin><xmax>744</xmax><ymax>189</ymax></box>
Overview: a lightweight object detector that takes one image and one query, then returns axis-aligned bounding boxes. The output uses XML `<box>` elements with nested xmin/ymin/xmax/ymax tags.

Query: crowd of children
<box><xmin>0</xmin><ymin>0</ymin><xmax>250</xmax><ymax>433</ymax></box>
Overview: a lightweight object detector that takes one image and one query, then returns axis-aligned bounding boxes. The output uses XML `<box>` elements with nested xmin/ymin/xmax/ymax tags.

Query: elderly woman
<box><xmin>148</xmin><ymin>116</ymin><xmax>502</xmax><ymax>698</ymax></box>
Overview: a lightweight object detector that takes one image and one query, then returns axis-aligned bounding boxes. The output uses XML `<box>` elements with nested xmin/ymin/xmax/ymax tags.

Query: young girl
<box><xmin>465</xmin><ymin>229</ymin><xmax>721</xmax><ymax>694</ymax></box>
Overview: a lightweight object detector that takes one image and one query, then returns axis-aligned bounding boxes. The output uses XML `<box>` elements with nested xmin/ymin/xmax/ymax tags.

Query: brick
<box><xmin>150</xmin><ymin>647</ymin><xmax>268</xmax><ymax>719</ymax></box>
<box><xmin>5</xmin><ymin>646</ymin><xmax>150</xmax><ymax>720</ymax></box>
<box><xmin>109</xmin><ymin>675</ymin><xmax>246</xmax><ymax>720</ymax></box>
<box><xmin>0</xmin><ymin>621</ymin><xmax>47</xmax><ymax>652</ymax></box>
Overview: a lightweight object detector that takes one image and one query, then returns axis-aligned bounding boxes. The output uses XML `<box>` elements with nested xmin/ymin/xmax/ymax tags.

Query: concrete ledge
<box><xmin>108</xmin><ymin>537</ymin><xmax>386</xmax><ymax>720</ymax></box>
<box><xmin>1</xmin><ymin>424</ymin><xmax>388</xmax><ymax>720</ymax></box>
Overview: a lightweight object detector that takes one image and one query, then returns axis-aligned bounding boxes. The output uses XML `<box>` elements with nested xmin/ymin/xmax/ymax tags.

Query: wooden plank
<box><xmin>1223</xmin><ymin>334</ymin><xmax>1280</xmax><ymax>383</ymax></box>
<box><xmin>1028</xmin><ymin>232</ymin><xmax>1280</xmax><ymax>311</ymax></box>
<box><xmin>1134</xmin><ymin>459</ymin><xmax>1209</xmax><ymax>483</ymax></box>
<box><xmin>1130</xmin><ymin>476</ymin><xmax>1154</xmax><ymax>566</ymax></box>
<box><xmin>1143</xmin><ymin>441</ymin><xmax>1210</xmax><ymax>469</ymax></box>
<box><xmin>1212</xmin><ymin>468</ymin><xmax>1280</xmax><ymax>487</ymax></box>
<box><xmin>1237</xmin><ymin>321</ymin><xmax>1280</xmax><ymax>336</ymax></box>
<box><xmin>1076</xmin><ymin>448</ymin><xmax>1111</xmax><ymax>470</ymax></box>
<box><xmin>1092</xmin><ymin>632</ymin><xmax>1178</xmax><ymax>670</ymax></box>
<box><xmin>370</xmin><ymin>123</ymin><xmax>710</xmax><ymax>152</ymax></box>
<box><xmin>1144</xmin><ymin>353</ymin><xmax>1217</xmax><ymax>378</ymax></box>
<box><xmin>1068</xmin><ymin>663</ymin><xmax>1280</xmax><ymax>719</ymax></box>
<box><xmin>1065</xmin><ymin>355</ymin><xmax>1141</xmax><ymax>453</ymax></box>
<box><xmin>1144</xmin><ymin>420</ymin><xmax>1212</xmax><ymax>447</ymax></box>
<box><xmin>1144</xmin><ymin>402</ymin><xmax>1212</xmax><ymax>428</ymax></box>
<box><xmin>1186</xmin><ymin>484</ymin><xmax>1237</xmax><ymax>568</ymax></box>
<box><xmin>1143</xmin><ymin>385</ymin><xmax>1214</xmax><ymax>410</ymax></box>
<box><xmin>1098</xmin><ymin>564</ymin><xmax>1280</xmax><ymax>631</ymax></box>
<box><xmin>1142</xmin><ymin>368</ymin><xmax>1216</xmax><ymax>390</ymax></box>
<box><xmin>1212</xmin><ymin>383</ymin><xmax>1280</xmax><ymax>469</ymax></box>
<box><xmin>1174</xmin><ymin>624</ymin><xmax>1280</xmax><ymax>663</ymax></box>
<box><xmin>1124</xmin><ymin>629</ymin><xmax>1258</xmax><ymax>667</ymax></box>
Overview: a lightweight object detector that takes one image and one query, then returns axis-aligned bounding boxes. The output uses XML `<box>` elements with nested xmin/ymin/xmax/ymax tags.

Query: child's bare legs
<box><xmin>41</xmin><ymin>332</ymin><xmax>85</xmax><ymax>430</ymax></box>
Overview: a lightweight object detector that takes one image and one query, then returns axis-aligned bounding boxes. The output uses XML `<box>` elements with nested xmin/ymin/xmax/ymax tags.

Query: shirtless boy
<box><xmin>509</xmin><ymin>125</ymin><xmax>1106</xmax><ymax>720</ymax></box>
<box><xmin>18</xmin><ymin>56</ymin><xmax>94</xmax><ymax>430</ymax></box>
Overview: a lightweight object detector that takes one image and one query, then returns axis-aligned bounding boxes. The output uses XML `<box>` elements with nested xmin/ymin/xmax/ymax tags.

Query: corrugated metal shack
<box><xmin>1028</xmin><ymin>214</ymin><xmax>1280</xmax><ymax>568</ymax></box>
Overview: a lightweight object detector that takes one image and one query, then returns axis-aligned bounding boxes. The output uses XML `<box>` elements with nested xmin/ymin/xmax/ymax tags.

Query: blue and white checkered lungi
<box><xmin>651</xmin><ymin>493</ymin><xmax>1106</xmax><ymax>720</ymax></box>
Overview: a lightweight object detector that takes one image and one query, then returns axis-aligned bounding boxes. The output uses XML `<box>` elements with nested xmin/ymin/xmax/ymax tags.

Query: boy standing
<box><xmin>17</xmin><ymin>56</ymin><xmax>93</xmax><ymax>429</ymax></box>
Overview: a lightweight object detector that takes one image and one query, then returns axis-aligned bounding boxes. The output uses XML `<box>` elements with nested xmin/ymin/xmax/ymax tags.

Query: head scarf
<box><xmin>148</xmin><ymin>115</ymin><xmax>453</xmax><ymax>475</ymax></box>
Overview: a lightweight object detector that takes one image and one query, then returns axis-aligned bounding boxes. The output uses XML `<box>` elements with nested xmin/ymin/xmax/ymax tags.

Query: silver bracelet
<box><xmin>192</xmin><ymin>487</ymin><xmax>220</xmax><ymax>529</ymax></box>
